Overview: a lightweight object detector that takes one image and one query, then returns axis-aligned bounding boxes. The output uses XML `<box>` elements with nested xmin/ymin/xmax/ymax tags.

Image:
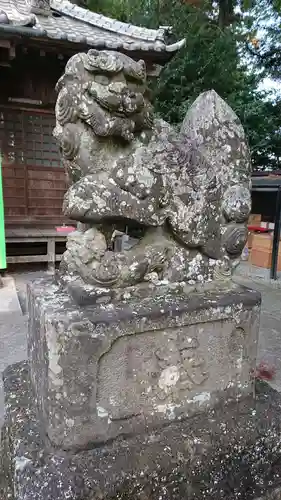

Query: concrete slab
<box><xmin>0</xmin><ymin>277</ymin><xmax>22</xmax><ymax>315</ymax></box>
<box><xmin>234</xmin><ymin>273</ymin><xmax>281</xmax><ymax>393</ymax></box>
<box><xmin>0</xmin><ymin>271</ymin><xmax>48</xmax><ymax>427</ymax></box>
<box><xmin>235</xmin><ymin>261</ymin><xmax>281</xmax><ymax>286</ymax></box>
<box><xmin>0</xmin><ymin>313</ymin><xmax>27</xmax><ymax>427</ymax></box>
<box><xmin>12</xmin><ymin>270</ymin><xmax>49</xmax><ymax>315</ymax></box>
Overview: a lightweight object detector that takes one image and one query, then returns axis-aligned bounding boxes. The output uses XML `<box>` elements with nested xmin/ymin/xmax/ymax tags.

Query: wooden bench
<box><xmin>5</xmin><ymin>228</ymin><xmax>74</xmax><ymax>272</ymax></box>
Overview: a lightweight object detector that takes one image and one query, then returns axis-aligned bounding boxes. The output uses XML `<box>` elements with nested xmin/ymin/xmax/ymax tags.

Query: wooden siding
<box><xmin>0</xmin><ymin>107</ymin><xmax>68</xmax><ymax>226</ymax></box>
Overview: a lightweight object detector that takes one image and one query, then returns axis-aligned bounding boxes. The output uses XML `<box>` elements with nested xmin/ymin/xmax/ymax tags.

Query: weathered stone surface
<box><xmin>0</xmin><ymin>362</ymin><xmax>84</xmax><ymax>500</ymax></box>
<box><xmin>28</xmin><ymin>0</ymin><xmax>51</xmax><ymax>16</ymax></box>
<box><xmin>27</xmin><ymin>277</ymin><xmax>260</xmax><ymax>450</ymax></box>
<box><xmin>54</xmin><ymin>50</ymin><xmax>251</xmax><ymax>300</ymax></box>
<box><xmin>0</xmin><ymin>49</ymin><xmax>261</xmax><ymax>500</ymax></box>
<box><xmin>2</xmin><ymin>361</ymin><xmax>281</xmax><ymax>500</ymax></box>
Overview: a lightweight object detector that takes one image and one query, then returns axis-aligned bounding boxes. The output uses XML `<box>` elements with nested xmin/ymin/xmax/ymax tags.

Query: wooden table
<box><xmin>5</xmin><ymin>227</ymin><xmax>75</xmax><ymax>271</ymax></box>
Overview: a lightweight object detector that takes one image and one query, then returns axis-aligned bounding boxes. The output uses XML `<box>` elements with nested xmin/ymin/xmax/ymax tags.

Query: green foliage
<box><xmin>247</xmin><ymin>0</ymin><xmax>281</xmax><ymax>80</ymax></box>
<box><xmin>86</xmin><ymin>0</ymin><xmax>129</xmax><ymax>21</ymax></box>
<box><xmin>84</xmin><ymin>0</ymin><xmax>281</xmax><ymax>171</ymax></box>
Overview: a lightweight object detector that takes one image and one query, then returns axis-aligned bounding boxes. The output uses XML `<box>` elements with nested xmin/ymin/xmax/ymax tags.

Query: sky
<box><xmin>259</xmin><ymin>77</ymin><xmax>281</xmax><ymax>94</ymax></box>
<box><xmin>235</xmin><ymin>1</ymin><xmax>281</xmax><ymax>97</ymax></box>
<box><xmin>254</xmin><ymin>2</ymin><xmax>281</xmax><ymax>96</ymax></box>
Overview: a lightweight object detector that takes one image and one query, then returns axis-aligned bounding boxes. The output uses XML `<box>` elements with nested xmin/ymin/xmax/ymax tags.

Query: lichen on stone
<box><xmin>54</xmin><ymin>50</ymin><xmax>251</xmax><ymax>303</ymax></box>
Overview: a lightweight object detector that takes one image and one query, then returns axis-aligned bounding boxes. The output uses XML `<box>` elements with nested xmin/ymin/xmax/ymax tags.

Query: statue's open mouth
<box><xmin>92</xmin><ymin>92</ymin><xmax>144</xmax><ymax>116</ymax></box>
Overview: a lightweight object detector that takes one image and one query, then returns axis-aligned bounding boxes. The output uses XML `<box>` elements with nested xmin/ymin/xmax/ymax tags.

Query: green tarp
<box><xmin>0</xmin><ymin>155</ymin><xmax>6</xmax><ymax>270</ymax></box>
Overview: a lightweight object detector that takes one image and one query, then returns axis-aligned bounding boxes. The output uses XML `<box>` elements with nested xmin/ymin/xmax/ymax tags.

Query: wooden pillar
<box><xmin>270</xmin><ymin>186</ymin><xmax>281</xmax><ymax>280</ymax></box>
<box><xmin>47</xmin><ymin>238</ymin><xmax>56</xmax><ymax>274</ymax></box>
<box><xmin>0</xmin><ymin>154</ymin><xmax>7</xmax><ymax>272</ymax></box>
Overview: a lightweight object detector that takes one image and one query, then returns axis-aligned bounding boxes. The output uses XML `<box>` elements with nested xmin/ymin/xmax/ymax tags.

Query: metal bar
<box><xmin>0</xmin><ymin>24</ymin><xmax>47</xmax><ymax>37</ymax></box>
<box><xmin>251</xmin><ymin>184</ymin><xmax>281</xmax><ymax>188</ymax></box>
<box><xmin>251</xmin><ymin>188</ymin><xmax>280</xmax><ymax>192</ymax></box>
<box><xmin>252</xmin><ymin>171</ymin><xmax>281</xmax><ymax>177</ymax></box>
<box><xmin>0</xmin><ymin>154</ymin><xmax>7</xmax><ymax>271</ymax></box>
<box><xmin>270</xmin><ymin>186</ymin><xmax>281</xmax><ymax>280</ymax></box>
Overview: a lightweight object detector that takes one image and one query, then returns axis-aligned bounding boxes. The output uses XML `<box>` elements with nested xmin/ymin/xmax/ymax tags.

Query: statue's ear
<box><xmin>55</xmin><ymin>73</ymin><xmax>74</xmax><ymax>93</ymax></box>
<box><xmin>138</xmin><ymin>59</ymin><xmax>146</xmax><ymax>68</ymax></box>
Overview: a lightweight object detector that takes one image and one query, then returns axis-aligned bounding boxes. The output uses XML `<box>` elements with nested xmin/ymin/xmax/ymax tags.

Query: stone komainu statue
<box><xmin>54</xmin><ymin>49</ymin><xmax>251</xmax><ymax>300</ymax></box>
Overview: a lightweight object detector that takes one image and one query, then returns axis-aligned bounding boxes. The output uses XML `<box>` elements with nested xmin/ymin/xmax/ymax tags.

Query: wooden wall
<box><xmin>0</xmin><ymin>47</ymin><xmax>68</xmax><ymax>228</ymax></box>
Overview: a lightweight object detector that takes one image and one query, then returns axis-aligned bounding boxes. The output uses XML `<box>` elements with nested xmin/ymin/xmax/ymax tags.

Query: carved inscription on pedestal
<box><xmin>96</xmin><ymin>326</ymin><xmax>209</xmax><ymax>420</ymax></box>
<box><xmin>155</xmin><ymin>335</ymin><xmax>208</xmax><ymax>401</ymax></box>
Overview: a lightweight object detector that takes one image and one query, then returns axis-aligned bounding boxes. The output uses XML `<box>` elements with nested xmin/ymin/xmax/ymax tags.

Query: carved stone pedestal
<box><xmin>1</xmin><ymin>281</ymin><xmax>281</xmax><ymax>500</ymax></box>
<box><xmin>26</xmin><ymin>278</ymin><xmax>260</xmax><ymax>450</ymax></box>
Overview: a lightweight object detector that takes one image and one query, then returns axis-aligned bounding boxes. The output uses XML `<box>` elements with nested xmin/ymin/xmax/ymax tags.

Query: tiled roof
<box><xmin>0</xmin><ymin>0</ymin><xmax>185</xmax><ymax>59</ymax></box>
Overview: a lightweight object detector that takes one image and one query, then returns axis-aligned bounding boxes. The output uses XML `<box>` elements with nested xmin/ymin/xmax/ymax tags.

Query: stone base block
<box><xmin>1</xmin><ymin>362</ymin><xmax>281</xmax><ymax>500</ymax></box>
<box><xmin>27</xmin><ymin>279</ymin><xmax>260</xmax><ymax>450</ymax></box>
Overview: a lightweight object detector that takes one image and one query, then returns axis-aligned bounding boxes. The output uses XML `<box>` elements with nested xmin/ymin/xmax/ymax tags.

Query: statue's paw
<box><xmin>89</xmin><ymin>253</ymin><xmax>124</xmax><ymax>286</ymax></box>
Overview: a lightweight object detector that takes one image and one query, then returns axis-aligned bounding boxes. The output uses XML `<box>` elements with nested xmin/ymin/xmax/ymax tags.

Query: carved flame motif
<box><xmin>56</xmin><ymin>92</ymin><xmax>77</xmax><ymax>126</ymax></box>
